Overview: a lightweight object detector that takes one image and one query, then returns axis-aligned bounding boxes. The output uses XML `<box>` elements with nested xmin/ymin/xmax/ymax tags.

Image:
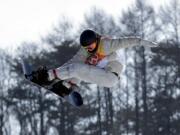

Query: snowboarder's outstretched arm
<box><xmin>103</xmin><ymin>37</ymin><xmax>158</xmax><ymax>53</ymax></box>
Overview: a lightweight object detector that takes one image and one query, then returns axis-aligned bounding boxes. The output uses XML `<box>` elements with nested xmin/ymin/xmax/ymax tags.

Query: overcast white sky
<box><xmin>0</xmin><ymin>0</ymin><xmax>170</xmax><ymax>49</ymax></box>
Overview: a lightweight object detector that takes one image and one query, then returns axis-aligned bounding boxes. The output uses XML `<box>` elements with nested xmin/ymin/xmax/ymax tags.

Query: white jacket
<box><xmin>65</xmin><ymin>37</ymin><xmax>157</xmax><ymax>63</ymax></box>
<box><xmin>49</xmin><ymin>37</ymin><xmax>157</xmax><ymax>87</ymax></box>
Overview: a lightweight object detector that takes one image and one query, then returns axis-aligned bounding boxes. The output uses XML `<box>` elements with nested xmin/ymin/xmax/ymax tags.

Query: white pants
<box><xmin>49</xmin><ymin>61</ymin><xmax>123</xmax><ymax>88</ymax></box>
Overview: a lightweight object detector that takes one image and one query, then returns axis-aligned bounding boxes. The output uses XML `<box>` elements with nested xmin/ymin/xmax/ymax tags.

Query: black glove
<box><xmin>31</xmin><ymin>66</ymin><xmax>49</xmax><ymax>85</ymax></box>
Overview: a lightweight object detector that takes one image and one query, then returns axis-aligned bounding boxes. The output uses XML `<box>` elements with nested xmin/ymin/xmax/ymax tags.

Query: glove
<box><xmin>85</xmin><ymin>54</ymin><xmax>100</xmax><ymax>65</ymax></box>
<box><xmin>141</xmin><ymin>40</ymin><xmax>158</xmax><ymax>47</ymax></box>
<box><xmin>31</xmin><ymin>66</ymin><xmax>50</xmax><ymax>85</ymax></box>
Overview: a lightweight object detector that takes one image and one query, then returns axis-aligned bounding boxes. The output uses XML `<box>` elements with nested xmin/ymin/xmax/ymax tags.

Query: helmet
<box><xmin>80</xmin><ymin>29</ymin><xmax>97</xmax><ymax>47</ymax></box>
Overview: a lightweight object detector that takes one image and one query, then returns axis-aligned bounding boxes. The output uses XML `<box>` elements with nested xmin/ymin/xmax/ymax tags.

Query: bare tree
<box><xmin>81</xmin><ymin>7</ymin><xmax>120</xmax><ymax>36</ymax></box>
<box><xmin>159</xmin><ymin>0</ymin><xmax>180</xmax><ymax>44</ymax></box>
<box><xmin>42</xmin><ymin>16</ymin><xmax>74</xmax><ymax>46</ymax></box>
<box><xmin>0</xmin><ymin>49</ymin><xmax>12</xmax><ymax>135</ymax></box>
<box><xmin>119</xmin><ymin>0</ymin><xmax>157</xmax><ymax>134</ymax></box>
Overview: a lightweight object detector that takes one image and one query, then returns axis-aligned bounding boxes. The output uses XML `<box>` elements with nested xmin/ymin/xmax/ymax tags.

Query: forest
<box><xmin>0</xmin><ymin>0</ymin><xmax>180</xmax><ymax>135</ymax></box>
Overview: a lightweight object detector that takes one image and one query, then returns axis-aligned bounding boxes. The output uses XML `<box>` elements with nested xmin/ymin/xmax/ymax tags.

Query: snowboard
<box><xmin>21</xmin><ymin>60</ymin><xmax>83</xmax><ymax>107</ymax></box>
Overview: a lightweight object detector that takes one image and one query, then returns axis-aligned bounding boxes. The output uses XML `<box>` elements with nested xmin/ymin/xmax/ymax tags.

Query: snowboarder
<box><xmin>32</xmin><ymin>29</ymin><xmax>158</xmax><ymax>96</ymax></box>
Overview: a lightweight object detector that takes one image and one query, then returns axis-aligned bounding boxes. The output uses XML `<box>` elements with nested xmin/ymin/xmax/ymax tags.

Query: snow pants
<box><xmin>49</xmin><ymin>61</ymin><xmax>123</xmax><ymax>88</ymax></box>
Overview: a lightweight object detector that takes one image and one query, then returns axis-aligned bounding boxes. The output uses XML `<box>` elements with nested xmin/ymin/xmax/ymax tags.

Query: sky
<box><xmin>0</xmin><ymin>0</ymin><xmax>170</xmax><ymax>49</ymax></box>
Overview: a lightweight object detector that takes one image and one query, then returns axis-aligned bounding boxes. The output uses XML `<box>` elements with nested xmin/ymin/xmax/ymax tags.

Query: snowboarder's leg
<box><xmin>48</xmin><ymin>62</ymin><xmax>122</xmax><ymax>88</ymax></box>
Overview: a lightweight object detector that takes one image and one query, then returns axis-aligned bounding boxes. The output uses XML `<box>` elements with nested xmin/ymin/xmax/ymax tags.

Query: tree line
<box><xmin>0</xmin><ymin>0</ymin><xmax>180</xmax><ymax>135</ymax></box>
